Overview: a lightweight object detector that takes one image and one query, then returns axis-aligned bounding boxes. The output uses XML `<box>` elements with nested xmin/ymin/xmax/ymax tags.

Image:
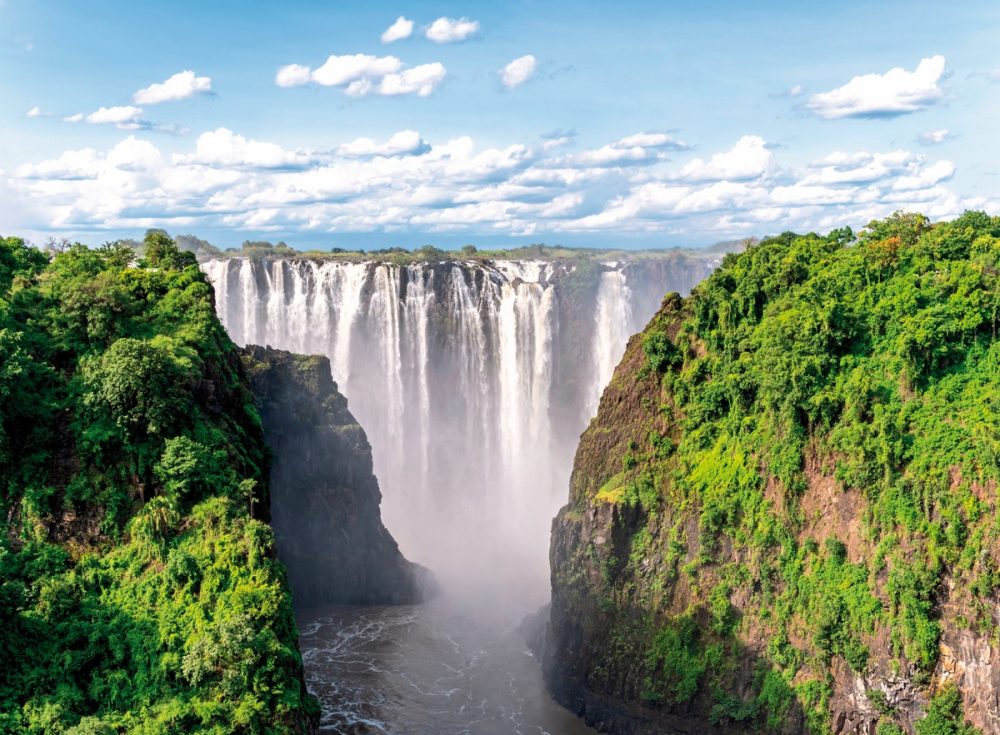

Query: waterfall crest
<box><xmin>202</xmin><ymin>255</ymin><xmax>715</xmax><ymax>598</ymax></box>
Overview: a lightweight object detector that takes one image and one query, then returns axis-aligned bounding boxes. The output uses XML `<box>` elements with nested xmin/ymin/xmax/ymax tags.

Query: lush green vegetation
<box><xmin>581</xmin><ymin>211</ymin><xmax>999</xmax><ymax>733</ymax></box>
<box><xmin>0</xmin><ymin>233</ymin><xmax>317</xmax><ymax>733</ymax></box>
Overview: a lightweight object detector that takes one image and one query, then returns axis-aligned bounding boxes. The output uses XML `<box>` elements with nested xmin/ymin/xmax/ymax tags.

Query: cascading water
<box><xmin>588</xmin><ymin>265</ymin><xmax>637</xmax><ymax>418</ymax></box>
<box><xmin>202</xmin><ymin>253</ymin><xmax>719</xmax><ymax>733</ymax></box>
<box><xmin>203</xmin><ymin>255</ymin><xmax>716</xmax><ymax>599</ymax></box>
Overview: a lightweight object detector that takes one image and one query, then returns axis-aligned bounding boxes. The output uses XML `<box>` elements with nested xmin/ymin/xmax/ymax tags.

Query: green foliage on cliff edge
<box><xmin>0</xmin><ymin>233</ymin><xmax>317</xmax><ymax>733</ymax></box>
<box><xmin>575</xmin><ymin>211</ymin><xmax>999</xmax><ymax>733</ymax></box>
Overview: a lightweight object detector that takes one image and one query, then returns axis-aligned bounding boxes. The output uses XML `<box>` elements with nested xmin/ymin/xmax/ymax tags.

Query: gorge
<box><xmin>202</xmin><ymin>250</ymin><xmax>720</xmax><ymax>732</ymax></box>
<box><xmin>3</xmin><ymin>212</ymin><xmax>998</xmax><ymax>735</ymax></box>
<box><xmin>202</xmin><ymin>252</ymin><xmax>719</xmax><ymax>601</ymax></box>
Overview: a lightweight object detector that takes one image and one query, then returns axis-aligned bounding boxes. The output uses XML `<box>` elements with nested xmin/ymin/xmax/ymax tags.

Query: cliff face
<box><xmin>243</xmin><ymin>345</ymin><xmax>425</xmax><ymax>606</ymax></box>
<box><xmin>545</xmin><ymin>213</ymin><xmax>1000</xmax><ymax>735</ymax></box>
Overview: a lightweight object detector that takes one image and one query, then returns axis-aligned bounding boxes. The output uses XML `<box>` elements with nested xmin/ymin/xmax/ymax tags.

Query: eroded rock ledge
<box><xmin>243</xmin><ymin>345</ymin><xmax>428</xmax><ymax>607</ymax></box>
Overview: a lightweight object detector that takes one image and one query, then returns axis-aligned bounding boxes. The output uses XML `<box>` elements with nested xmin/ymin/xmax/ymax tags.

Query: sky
<box><xmin>1</xmin><ymin>0</ymin><xmax>998</xmax><ymax>249</ymax></box>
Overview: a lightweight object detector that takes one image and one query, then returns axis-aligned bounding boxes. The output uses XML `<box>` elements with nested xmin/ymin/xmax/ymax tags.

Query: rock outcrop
<box><xmin>544</xmin><ymin>214</ymin><xmax>1000</xmax><ymax>734</ymax></box>
<box><xmin>243</xmin><ymin>345</ymin><xmax>427</xmax><ymax>606</ymax></box>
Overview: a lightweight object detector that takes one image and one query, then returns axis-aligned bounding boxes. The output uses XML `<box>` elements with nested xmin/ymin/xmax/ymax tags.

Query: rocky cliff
<box><xmin>545</xmin><ymin>212</ymin><xmax>1000</xmax><ymax>735</ymax></box>
<box><xmin>243</xmin><ymin>345</ymin><xmax>426</xmax><ymax>606</ymax></box>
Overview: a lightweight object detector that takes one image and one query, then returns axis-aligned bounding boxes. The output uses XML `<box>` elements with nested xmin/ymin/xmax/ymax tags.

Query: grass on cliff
<box><xmin>0</xmin><ymin>233</ymin><xmax>317</xmax><ymax>733</ymax></box>
<box><xmin>588</xmin><ymin>211</ymin><xmax>998</xmax><ymax>734</ymax></box>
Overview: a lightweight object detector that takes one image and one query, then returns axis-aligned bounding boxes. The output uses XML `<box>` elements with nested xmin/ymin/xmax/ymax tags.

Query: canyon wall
<box><xmin>243</xmin><ymin>345</ymin><xmax>426</xmax><ymax>607</ymax></box>
<box><xmin>544</xmin><ymin>215</ymin><xmax>1000</xmax><ymax>734</ymax></box>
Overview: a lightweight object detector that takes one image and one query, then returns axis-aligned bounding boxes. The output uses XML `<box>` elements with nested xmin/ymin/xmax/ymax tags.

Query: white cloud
<box><xmin>542</xmin><ymin>134</ymin><xmax>574</xmax><ymax>151</ymax></box>
<box><xmin>106</xmin><ymin>136</ymin><xmax>164</xmax><ymax>171</ymax></box>
<box><xmin>275</xmin><ymin>63</ymin><xmax>313</xmax><ymax>88</ymax></box>
<box><xmin>26</xmin><ymin>105</ymin><xmax>42</xmax><ymax>118</ymax></box>
<box><xmin>800</xmin><ymin>150</ymin><xmax>943</xmax><ymax>188</ymax></box>
<box><xmin>562</xmin><ymin>132</ymin><xmax>690</xmax><ymax>168</ymax></box>
<box><xmin>16</xmin><ymin>148</ymin><xmax>103</xmax><ymax>180</ymax></box>
<box><xmin>134</xmin><ymin>70</ymin><xmax>212</xmax><ymax>104</ymax></box>
<box><xmin>312</xmin><ymin>54</ymin><xmax>402</xmax><ymax>86</ymax></box>
<box><xmin>275</xmin><ymin>54</ymin><xmax>445</xmax><ymax>97</ymax></box>
<box><xmin>63</xmin><ymin>105</ymin><xmax>147</xmax><ymax>129</ymax></box>
<box><xmin>425</xmin><ymin>17</ymin><xmax>479</xmax><ymax>43</ymax></box>
<box><xmin>618</xmin><ymin>132</ymin><xmax>687</xmax><ymax>149</ymax></box>
<box><xmin>501</xmin><ymin>55</ymin><xmax>536</xmax><ymax>89</ymax></box>
<box><xmin>338</xmin><ymin>130</ymin><xmax>429</xmax><ymax>157</ymax></box>
<box><xmin>87</xmin><ymin>106</ymin><xmax>145</xmax><ymax>125</ymax></box>
<box><xmin>378</xmin><ymin>62</ymin><xmax>447</xmax><ymax>96</ymax></box>
<box><xmin>919</xmin><ymin>128</ymin><xmax>951</xmax><ymax>145</ymax></box>
<box><xmin>381</xmin><ymin>16</ymin><xmax>413</xmax><ymax>43</ymax></box>
<box><xmin>788</xmin><ymin>84</ymin><xmax>802</xmax><ymax>97</ymax></box>
<box><xmin>808</xmin><ymin>56</ymin><xmax>946</xmax><ymax>119</ymax></box>
<box><xmin>891</xmin><ymin>159</ymin><xmax>955</xmax><ymax>190</ymax></box>
<box><xmin>177</xmin><ymin>128</ymin><xmax>317</xmax><ymax>170</ymax></box>
<box><xmin>7</xmin><ymin>128</ymin><xmax>979</xmax><ymax>240</ymax></box>
<box><xmin>675</xmin><ymin>135</ymin><xmax>776</xmax><ymax>181</ymax></box>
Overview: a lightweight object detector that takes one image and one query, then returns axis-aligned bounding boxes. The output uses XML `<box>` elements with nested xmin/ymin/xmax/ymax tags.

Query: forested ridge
<box><xmin>548</xmin><ymin>211</ymin><xmax>1000</xmax><ymax>734</ymax></box>
<box><xmin>0</xmin><ymin>233</ymin><xmax>317</xmax><ymax>733</ymax></box>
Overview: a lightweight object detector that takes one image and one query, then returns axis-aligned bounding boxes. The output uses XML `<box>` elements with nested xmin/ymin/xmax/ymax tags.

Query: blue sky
<box><xmin>1</xmin><ymin>0</ymin><xmax>998</xmax><ymax>249</ymax></box>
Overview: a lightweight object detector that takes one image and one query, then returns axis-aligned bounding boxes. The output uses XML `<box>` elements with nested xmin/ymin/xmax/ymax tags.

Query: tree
<box><xmin>154</xmin><ymin>436</ymin><xmax>230</xmax><ymax>501</ymax></box>
<box><xmin>81</xmin><ymin>336</ymin><xmax>191</xmax><ymax>439</ymax></box>
<box><xmin>916</xmin><ymin>688</ymin><xmax>979</xmax><ymax>735</ymax></box>
<box><xmin>98</xmin><ymin>240</ymin><xmax>135</xmax><ymax>270</ymax></box>
<box><xmin>143</xmin><ymin>230</ymin><xmax>193</xmax><ymax>269</ymax></box>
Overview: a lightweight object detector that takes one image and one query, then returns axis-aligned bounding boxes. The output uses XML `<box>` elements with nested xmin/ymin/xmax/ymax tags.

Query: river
<box><xmin>297</xmin><ymin>596</ymin><xmax>596</xmax><ymax>735</ymax></box>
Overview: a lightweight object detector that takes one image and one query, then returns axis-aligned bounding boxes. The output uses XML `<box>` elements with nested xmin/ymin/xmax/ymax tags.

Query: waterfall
<box><xmin>588</xmin><ymin>266</ymin><xmax>636</xmax><ymax>417</ymax></box>
<box><xmin>203</xmin><ymin>255</ymin><xmax>716</xmax><ymax>597</ymax></box>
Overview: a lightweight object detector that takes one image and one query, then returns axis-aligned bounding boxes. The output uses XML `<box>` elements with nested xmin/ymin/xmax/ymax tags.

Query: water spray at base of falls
<box><xmin>203</xmin><ymin>255</ymin><xmax>715</xmax><ymax>608</ymax></box>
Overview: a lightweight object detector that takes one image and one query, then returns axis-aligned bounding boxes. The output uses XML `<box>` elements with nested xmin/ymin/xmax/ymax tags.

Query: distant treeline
<box><xmin>65</xmin><ymin>229</ymin><xmax>749</xmax><ymax>265</ymax></box>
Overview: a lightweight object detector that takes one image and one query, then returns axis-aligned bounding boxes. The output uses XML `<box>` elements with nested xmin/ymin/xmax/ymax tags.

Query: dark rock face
<box><xmin>243</xmin><ymin>345</ymin><xmax>426</xmax><ymax>606</ymax></box>
<box><xmin>542</xmin><ymin>309</ymin><xmax>752</xmax><ymax>735</ymax></box>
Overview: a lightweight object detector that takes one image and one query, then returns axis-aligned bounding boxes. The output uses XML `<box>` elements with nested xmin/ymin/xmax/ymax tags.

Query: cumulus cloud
<box><xmin>313</xmin><ymin>54</ymin><xmax>401</xmax><ymax>86</ymax></box>
<box><xmin>7</xmin><ymin>128</ymin><xmax>978</xmax><ymax>240</ymax></box>
<box><xmin>560</xmin><ymin>132</ymin><xmax>690</xmax><ymax>168</ymax></box>
<box><xmin>176</xmin><ymin>128</ymin><xmax>318</xmax><ymax>170</ymax></box>
<box><xmin>807</xmin><ymin>56</ymin><xmax>946</xmax><ymax>119</ymax></box>
<box><xmin>16</xmin><ymin>148</ymin><xmax>103</xmax><ymax>180</ymax></box>
<box><xmin>381</xmin><ymin>16</ymin><xmax>413</xmax><ymax>43</ymax></box>
<box><xmin>63</xmin><ymin>105</ymin><xmax>148</xmax><ymax>129</ymax></box>
<box><xmin>674</xmin><ymin>135</ymin><xmax>776</xmax><ymax>181</ymax></box>
<box><xmin>541</xmin><ymin>131</ymin><xmax>575</xmax><ymax>151</ymax></box>
<box><xmin>275</xmin><ymin>63</ymin><xmax>313</xmax><ymax>88</ymax></box>
<box><xmin>275</xmin><ymin>54</ymin><xmax>445</xmax><ymax>97</ymax></box>
<box><xmin>788</xmin><ymin>84</ymin><xmax>803</xmax><ymax>97</ymax></box>
<box><xmin>890</xmin><ymin>159</ymin><xmax>955</xmax><ymax>191</ymax></box>
<box><xmin>919</xmin><ymin>128</ymin><xmax>952</xmax><ymax>145</ymax></box>
<box><xmin>500</xmin><ymin>55</ymin><xmax>536</xmax><ymax>89</ymax></box>
<box><xmin>105</xmin><ymin>136</ymin><xmax>164</xmax><ymax>171</ymax></box>
<box><xmin>338</xmin><ymin>130</ymin><xmax>429</xmax><ymax>157</ymax></box>
<box><xmin>85</xmin><ymin>106</ymin><xmax>145</xmax><ymax>125</ymax></box>
<box><xmin>425</xmin><ymin>17</ymin><xmax>479</xmax><ymax>43</ymax></box>
<box><xmin>26</xmin><ymin>105</ymin><xmax>42</xmax><ymax>118</ymax></box>
<box><xmin>134</xmin><ymin>70</ymin><xmax>212</xmax><ymax>104</ymax></box>
<box><xmin>378</xmin><ymin>63</ymin><xmax>447</xmax><ymax>96</ymax></box>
